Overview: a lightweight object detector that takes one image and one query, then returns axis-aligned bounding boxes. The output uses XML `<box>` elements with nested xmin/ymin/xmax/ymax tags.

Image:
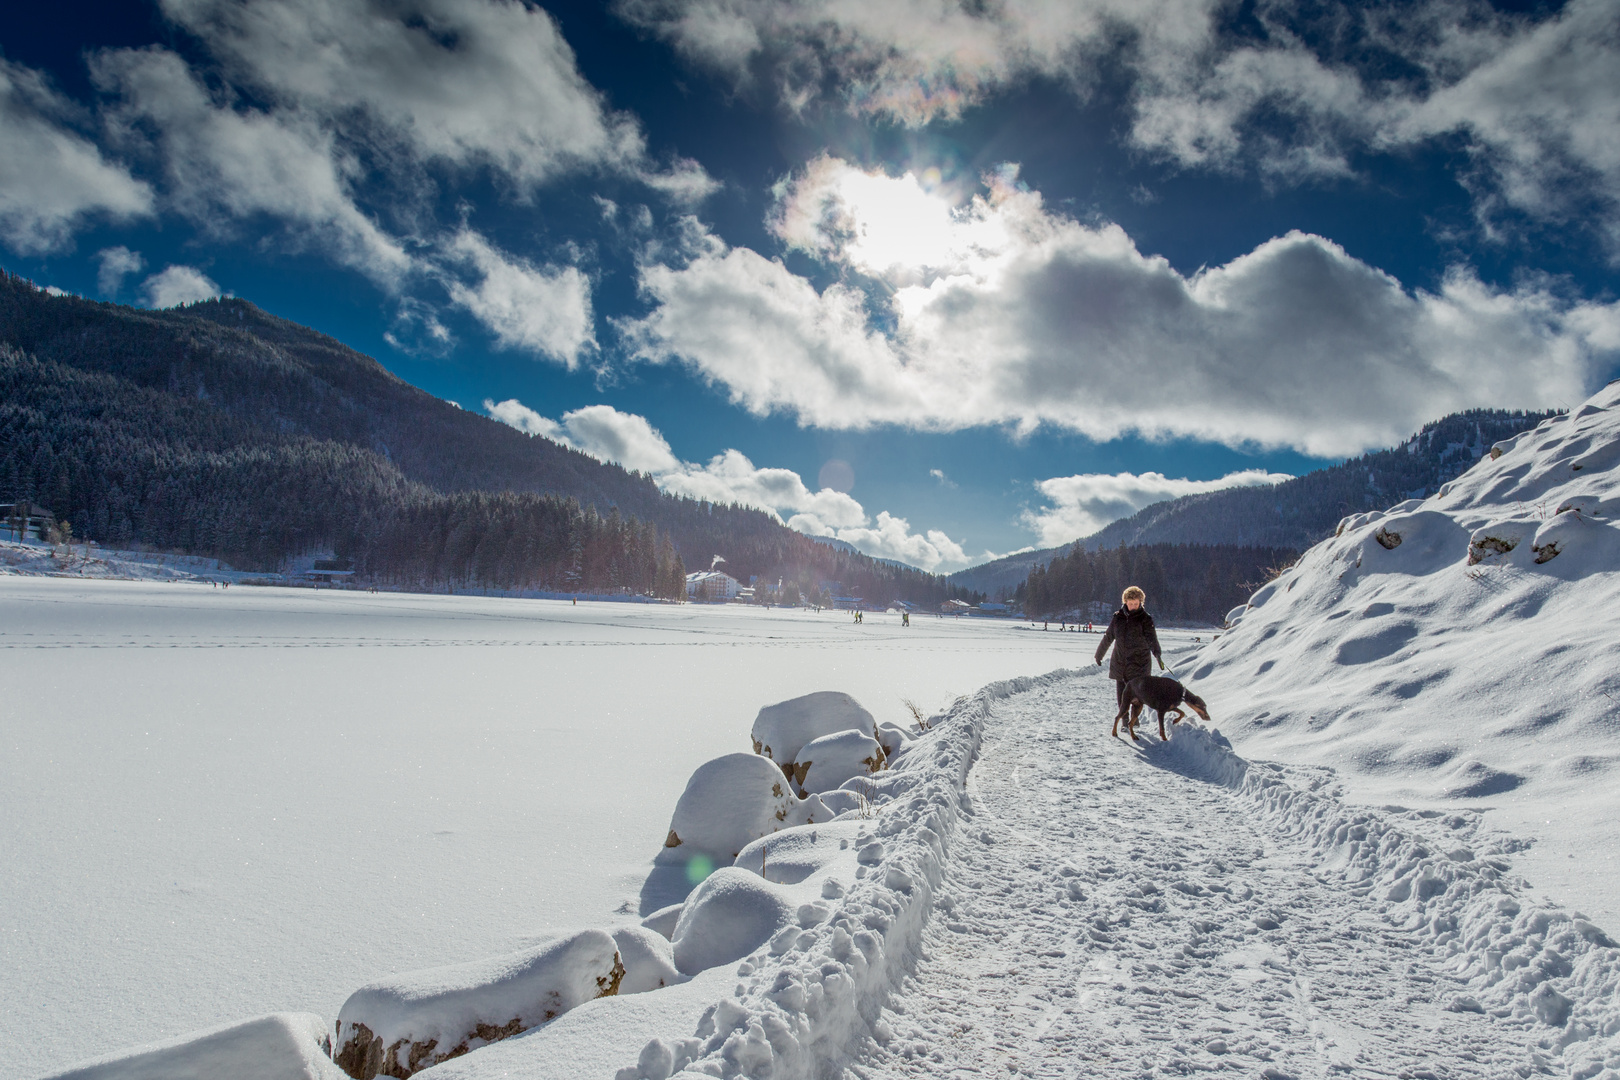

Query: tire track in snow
<box><xmin>850</xmin><ymin>677</ymin><xmax>1534</xmax><ymax>1079</ymax></box>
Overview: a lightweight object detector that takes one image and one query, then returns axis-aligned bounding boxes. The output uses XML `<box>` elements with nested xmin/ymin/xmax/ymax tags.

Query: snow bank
<box><xmin>670</xmin><ymin>868</ymin><xmax>799</xmax><ymax>976</ymax></box>
<box><xmin>333</xmin><ymin>930</ymin><xmax>623</xmax><ymax>1079</ymax></box>
<box><xmin>38</xmin><ymin>1013</ymin><xmax>343</xmax><ymax>1080</ymax></box>
<box><xmin>1187</xmin><ymin>378</ymin><xmax>1620</xmax><ymax>921</ymax></box>
<box><xmin>750</xmin><ymin>692</ymin><xmax>878</xmax><ymax>779</ymax></box>
<box><xmin>612</xmin><ymin>669</ymin><xmax>1086</xmax><ymax>1080</ymax></box>
<box><xmin>1161</xmin><ymin>722</ymin><xmax>1620</xmax><ymax>1080</ymax></box>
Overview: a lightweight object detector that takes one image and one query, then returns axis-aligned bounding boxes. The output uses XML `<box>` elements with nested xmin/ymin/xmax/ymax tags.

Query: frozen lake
<box><xmin>0</xmin><ymin>578</ymin><xmax>1124</xmax><ymax>1076</ymax></box>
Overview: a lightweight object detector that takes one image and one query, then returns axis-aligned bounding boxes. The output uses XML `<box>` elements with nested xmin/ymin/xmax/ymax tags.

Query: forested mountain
<box><xmin>949</xmin><ymin>408</ymin><xmax>1556</xmax><ymax>598</ymax></box>
<box><xmin>1017</xmin><ymin>543</ymin><xmax>1298</xmax><ymax>625</ymax></box>
<box><xmin>0</xmin><ymin>274</ymin><xmax>973</xmax><ymax>603</ymax></box>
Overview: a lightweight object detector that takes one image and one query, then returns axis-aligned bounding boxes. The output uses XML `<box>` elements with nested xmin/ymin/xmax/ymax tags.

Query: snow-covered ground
<box><xmin>0</xmin><ymin>579</ymin><xmax>1091</xmax><ymax>1078</ymax></box>
<box><xmin>1189</xmin><ymin>377</ymin><xmax>1620</xmax><ymax>931</ymax></box>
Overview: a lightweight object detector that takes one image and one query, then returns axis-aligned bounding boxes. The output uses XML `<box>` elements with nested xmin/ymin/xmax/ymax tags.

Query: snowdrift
<box><xmin>36</xmin><ymin>1013</ymin><xmax>343</xmax><ymax>1080</ymax></box>
<box><xmin>1189</xmin><ymin>381</ymin><xmax>1620</xmax><ymax>887</ymax></box>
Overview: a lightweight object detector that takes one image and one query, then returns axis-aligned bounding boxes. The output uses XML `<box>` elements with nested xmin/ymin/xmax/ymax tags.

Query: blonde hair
<box><xmin>1122</xmin><ymin>586</ymin><xmax>1145</xmax><ymax>603</ymax></box>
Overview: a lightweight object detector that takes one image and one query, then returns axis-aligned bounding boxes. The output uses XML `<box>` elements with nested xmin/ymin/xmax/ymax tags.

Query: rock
<box><xmin>610</xmin><ymin>926</ymin><xmax>681</xmax><ymax>994</ymax></box>
<box><xmin>333</xmin><ymin>930</ymin><xmax>623</xmax><ymax>1079</ymax></box>
<box><xmin>797</xmin><ymin>729</ymin><xmax>886</xmax><ymax>794</ymax></box>
<box><xmin>750</xmin><ymin>692</ymin><xmax>877</xmax><ymax>770</ymax></box>
<box><xmin>659</xmin><ymin>753</ymin><xmax>804</xmax><ymax>864</ymax></box>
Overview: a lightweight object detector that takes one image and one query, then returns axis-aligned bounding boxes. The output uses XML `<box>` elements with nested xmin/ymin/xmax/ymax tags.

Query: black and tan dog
<box><xmin>1111</xmin><ymin>674</ymin><xmax>1211</xmax><ymax>742</ymax></box>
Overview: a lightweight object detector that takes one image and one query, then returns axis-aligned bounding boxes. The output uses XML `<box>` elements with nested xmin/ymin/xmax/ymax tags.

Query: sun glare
<box><xmin>835</xmin><ymin>169</ymin><xmax>958</xmax><ymax>274</ymax></box>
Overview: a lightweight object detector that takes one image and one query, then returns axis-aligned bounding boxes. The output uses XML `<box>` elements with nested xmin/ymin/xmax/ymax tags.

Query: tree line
<box><xmin>1018</xmin><ymin>541</ymin><xmax>1299</xmax><ymax>624</ymax></box>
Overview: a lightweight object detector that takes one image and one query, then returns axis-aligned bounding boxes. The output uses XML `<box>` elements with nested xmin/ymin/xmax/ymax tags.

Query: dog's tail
<box><xmin>1182</xmin><ymin>689</ymin><xmax>1211</xmax><ymax>723</ymax></box>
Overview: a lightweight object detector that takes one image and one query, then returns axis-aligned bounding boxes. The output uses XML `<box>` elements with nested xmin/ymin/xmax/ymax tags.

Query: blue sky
<box><xmin>3</xmin><ymin>0</ymin><xmax>1617</xmax><ymax>571</ymax></box>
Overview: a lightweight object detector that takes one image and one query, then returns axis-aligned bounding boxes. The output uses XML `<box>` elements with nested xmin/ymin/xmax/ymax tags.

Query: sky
<box><xmin>2</xmin><ymin>0</ymin><xmax>1618</xmax><ymax>573</ymax></box>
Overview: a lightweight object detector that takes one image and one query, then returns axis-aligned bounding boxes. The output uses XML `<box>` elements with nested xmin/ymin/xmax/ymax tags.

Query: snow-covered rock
<box><xmin>610</xmin><ymin>927</ymin><xmax>681</xmax><ymax>995</ymax></box>
<box><xmin>658</xmin><ymin>753</ymin><xmax>801</xmax><ymax>864</ymax></box>
<box><xmin>796</xmin><ymin>728</ymin><xmax>885</xmax><ymax>794</ymax></box>
<box><xmin>874</xmin><ymin>721</ymin><xmax>916</xmax><ymax>759</ymax></box>
<box><xmin>669</xmin><ymin>868</ymin><xmax>797</xmax><ymax>976</ymax></box>
<box><xmin>333</xmin><ymin>930</ymin><xmax>623</xmax><ymax>1079</ymax></box>
<box><xmin>37</xmin><ymin>1013</ymin><xmax>343</xmax><ymax>1080</ymax></box>
<box><xmin>750</xmin><ymin>691</ymin><xmax>878</xmax><ymax>781</ymax></box>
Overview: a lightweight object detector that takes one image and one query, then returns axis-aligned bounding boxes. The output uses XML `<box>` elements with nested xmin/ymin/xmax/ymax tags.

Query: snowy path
<box><xmin>852</xmin><ymin>677</ymin><xmax>1535</xmax><ymax>1079</ymax></box>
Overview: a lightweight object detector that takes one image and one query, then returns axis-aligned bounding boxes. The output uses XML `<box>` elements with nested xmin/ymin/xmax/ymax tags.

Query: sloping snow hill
<box><xmin>1188</xmin><ymin>377</ymin><xmax>1620</xmax><ymax>926</ymax></box>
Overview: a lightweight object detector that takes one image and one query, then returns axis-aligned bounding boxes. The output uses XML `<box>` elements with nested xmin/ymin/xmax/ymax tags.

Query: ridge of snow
<box><xmin>1187</xmin><ymin>377</ymin><xmax>1620</xmax><ymax>925</ymax></box>
<box><xmin>36</xmin><ymin>1013</ymin><xmax>344</xmax><ymax>1080</ymax></box>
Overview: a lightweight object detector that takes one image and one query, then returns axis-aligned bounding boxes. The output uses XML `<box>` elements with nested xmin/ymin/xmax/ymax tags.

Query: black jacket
<box><xmin>1095</xmin><ymin>606</ymin><xmax>1162</xmax><ymax>682</ymax></box>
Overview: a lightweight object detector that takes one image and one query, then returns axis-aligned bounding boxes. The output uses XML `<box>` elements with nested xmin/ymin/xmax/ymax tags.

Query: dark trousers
<box><xmin>1114</xmin><ymin>678</ymin><xmax>1127</xmax><ymax>713</ymax></box>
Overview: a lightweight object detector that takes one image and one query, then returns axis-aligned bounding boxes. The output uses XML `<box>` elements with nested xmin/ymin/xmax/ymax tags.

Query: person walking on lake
<box><xmin>1095</xmin><ymin>586</ymin><xmax>1165</xmax><ymax>717</ymax></box>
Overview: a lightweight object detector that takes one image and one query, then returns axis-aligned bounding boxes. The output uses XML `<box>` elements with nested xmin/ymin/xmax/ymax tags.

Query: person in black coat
<box><xmin>1095</xmin><ymin>585</ymin><xmax>1164</xmax><ymax>714</ymax></box>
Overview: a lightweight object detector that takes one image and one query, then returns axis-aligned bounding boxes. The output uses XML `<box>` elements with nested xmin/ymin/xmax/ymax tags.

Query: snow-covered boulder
<box><xmin>669</xmin><ymin>867</ymin><xmax>797</xmax><ymax>975</ymax></box>
<box><xmin>659</xmin><ymin>753</ymin><xmax>802</xmax><ymax>864</ymax></box>
<box><xmin>732</xmin><ymin>820</ymin><xmax>863</xmax><ymax>885</ymax></box>
<box><xmin>797</xmin><ymin>729</ymin><xmax>885</xmax><ymax>794</ymax></box>
<box><xmin>610</xmin><ymin>926</ymin><xmax>681</xmax><ymax>994</ymax></box>
<box><xmin>750</xmin><ymin>692</ymin><xmax>877</xmax><ymax>781</ymax></box>
<box><xmin>875</xmin><ymin>721</ymin><xmax>916</xmax><ymax>759</ymax></box>
<box><xmin>333</xmin><ymin>930</ymin><xmax>623</xmax><ymax>1079</ymax></box>
<box><xmin>40</xmin><ymin>1013</ymin><xmax>343</xmax><ymax>1080</ymax></box>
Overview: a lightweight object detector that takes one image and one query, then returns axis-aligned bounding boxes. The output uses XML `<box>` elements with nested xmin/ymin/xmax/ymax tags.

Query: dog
<box><xmin>1111</xmin><ymin>674</ymin><xmax>1211</xmax><ymax>742</ymax></box>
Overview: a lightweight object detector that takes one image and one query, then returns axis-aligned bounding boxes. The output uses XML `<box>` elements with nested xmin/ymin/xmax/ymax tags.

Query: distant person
<box><xmin>1095</xmin><ymin>586</ymin><xmax>1165</xmax><ymax>718</ymax></box>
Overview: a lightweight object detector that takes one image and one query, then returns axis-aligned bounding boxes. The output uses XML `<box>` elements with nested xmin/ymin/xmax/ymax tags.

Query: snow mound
<box><xmin>37</xmin><ymin>1013</ymin><xmax>342</xmax><ymax>1080</ymax></box>
<box><xmin>658</xmin><ymin>753</ymin><xmax>801</xmax><ymax>864</ymax></box>
<box><xmin>670</xmin><ymin>868</ymin><xmax>798</xmax><ymax>976</ymax></box>
<box><xmin>750</xmin><ymin>692</ymin><xmax>878</xmax><ymax>779</ymax></box>
<box><xmin>610</xmin><ymin>927</ymin><xmax>681</xmax><ymax>995</ymax></box>
<box><xmin>333</xmin><ymin>929</ymin><xmax>623</xmax><ymax>1079</ymax></box>
<box><xmin>639</xmin><ymin>904</ymin><xmax>683</xmax><ymax>941</ymax></box>
<box><xmin>1189</xmin><ymin>378</ymin><xmax>1620</xmax><ymax>921</ymax></box>
<box><xmin>797</xmin><ymin>728</ymin><xmax>886</xmax><ymax>794</ymax></box>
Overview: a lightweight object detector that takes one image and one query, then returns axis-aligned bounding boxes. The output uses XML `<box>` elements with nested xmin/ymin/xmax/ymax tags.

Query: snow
<box><xmin>35</xmin><ymin>1013</ymin><xmax>343</xmax><ymax>1080</ymax></box>
<box><xmin>1186</xmin><ymin>376</ymin><xmax>1620</xmax><ymax>930</ymax></box>
<box><xmin>668</xmin><ymin>868</ymin><xmax>799</xmax><ymax>975</ymax></box>
<box><xmin>1</xmin><ymin>579</ymin><xmax>1086</xmax><ymax>1078</ymax></box>
<box><xmin>333</xmin><ymin>929</ymin><xmax>623</xmax><ymax>1078</ymax></box>
<box><xmin>608</xmin><ymin>927</ymin><xmax>680</xmax><ymax>995</ymax></box>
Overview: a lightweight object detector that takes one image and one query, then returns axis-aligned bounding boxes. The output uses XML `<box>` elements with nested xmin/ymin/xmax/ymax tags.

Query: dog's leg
<box><xmin>1128</xmin><ymin>701</ymin><xmax>1143</xmax><ymax>743</ymax></box>
<box><xmin>1158</xmin><ymin>711</ymin><xmax>1168</xmax><ymax>741</ymax></box>
<box><xmin>1167</xmin><ymin>707</ymin><xmax>1185</xmax><ymax>726</ymax></box>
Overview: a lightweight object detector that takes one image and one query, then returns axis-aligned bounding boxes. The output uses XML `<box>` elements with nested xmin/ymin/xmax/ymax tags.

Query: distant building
<box><xmin>0</xmin><ymin>503</ymin><xmax>56</xmax><ymax>542</ymax></box>
<box><xmin>977</xmin><ymin>602</ymin><xmax>1010</xmax><ymax>614</ymax></box>
<box><xmin>942</xmin><ymin>599</ymin><xmax>974</xmax><ymax>614</ymax></box>
<box><xmin>686</xmin><ymin>570</ymin><xmax>740</xmax><ymax>601</ymax></box>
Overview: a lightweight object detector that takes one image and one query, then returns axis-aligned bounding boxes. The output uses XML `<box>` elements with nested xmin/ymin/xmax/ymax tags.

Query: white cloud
<box><xmin>140</xmin><ymin>265</ymin><xmax>221</xmax><ymax>308</ymax></box>
<box><xmin>929</xmin><ymin>468</ymin><xmax>956</xmax><ymax>489</ymax></box>
<box><xmin>621</xmin><ymin>0</ymin><xmax>1620</xmax><ymax>246</ymax></box>
<box><xmin>92</xmin><ymin>47</ymin><xmax>412</xmax><ymax>284</ymax></box>
<box><xmin>95</xmin><ymin>246</ymin><xmax>146</xmax><ymax>296</ymax></box>
<box><xmin>443</xmin><ymin>231</ymin><xmax>596</xmax><ymax>366</ymax></box>
<box><xmin>1022</xmin><ymin>469</ymin><xmax>1291</xmax><ymax>548</ymax></box>
<box><xmin>483</xmin><ymin>398</ymin><xmax>978</xmax><ymax>571</ymax></box>
<box><xmin>0</xmin><ymin>58</ymin><xmax>152</xmax><ymax>254</ymax></box>
<box><xmin>625</xmin><ymin>161</ymin><xmax>1620</xmax><ymax>458</ymax></box>
<box><xmin>157</xmin><ymin>0</ymin><xmax>711</xmax><ymax>194</ymax></box>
